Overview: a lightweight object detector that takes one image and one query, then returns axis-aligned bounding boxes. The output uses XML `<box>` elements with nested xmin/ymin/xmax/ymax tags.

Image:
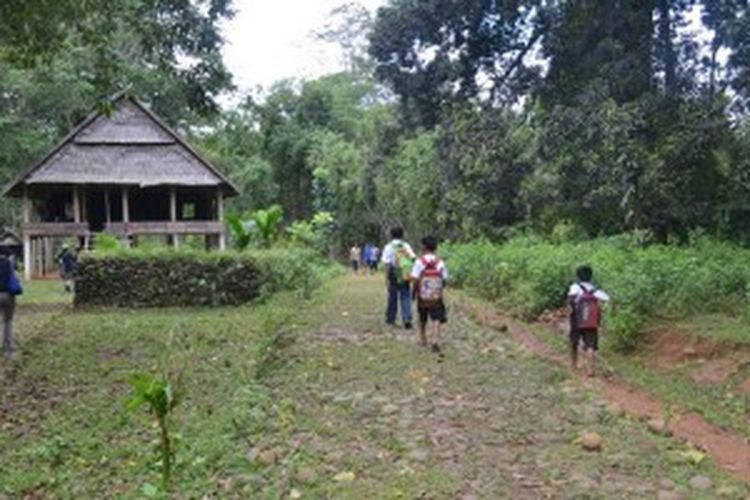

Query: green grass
<box><xmin>18</xmin><ymin>279</ymin><xmax>72</xmax><ymax>306</ymax></box>
<box><xmin>667</xmin><ymin>314</ymin><xmax>750</xmax><ymax>346</ymax></box>
<box><xmin>1</xmin><ymin>274</ymin><xmax>747</xmax><ymax>498</ymax></box>
<box><xmin>1</xmin><ymin>280</ymin><xmax>324</xmax><ymax>498</ymax></box>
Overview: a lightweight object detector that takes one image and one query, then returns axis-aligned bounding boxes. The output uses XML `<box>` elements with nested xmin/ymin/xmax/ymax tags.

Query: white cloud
<box><xmin>222</xmin><ymin>0</ymin><xmax>385</xmax><ymax>95</ymax></box>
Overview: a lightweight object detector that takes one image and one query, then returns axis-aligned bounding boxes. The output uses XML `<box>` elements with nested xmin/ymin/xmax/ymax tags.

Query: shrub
<box><xmin>247</xmin><ymin>247</ymin><xmax>339</xmax><ymax>299</ymax></box>
<box><xmin>445</xmin><ymin>236</ymin><xmax>750</xmax><ymax>352</ymax></box>
<box><xmin>74</xmin><ymin>247</ymin><xmax>336</xmax><ymax>307</ymax></box>
<box><xmin>75</xmin><ymin>250</ymin><xmax>263</xmax><ymax>307</ymax></box>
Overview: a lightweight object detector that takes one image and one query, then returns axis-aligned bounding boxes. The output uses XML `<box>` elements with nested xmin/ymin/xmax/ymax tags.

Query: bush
<box><xmin>445</xmin><ymin>236</ymin><xmax>750</xmax><ymax>351</ymax></box>
<box><xmin>75</xmin><ymin>250</ymin><xmax>263</xmax><ymax>307</ymax></box>
<box><xmin>75</xmin><ymin>247</ymin><xmax>336</xmax><ymax>307</ymax></box>
<box><xmin>247</xmin><ymin>247</ymin><xmax>339</xmax><ymax>299</ymax></box>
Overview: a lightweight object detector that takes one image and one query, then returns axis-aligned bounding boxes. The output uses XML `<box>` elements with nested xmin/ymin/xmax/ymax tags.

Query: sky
<box><xmin>222</xmin><ymin>0</ymin><xmax>386</xmax><ymax>96</ymax></box>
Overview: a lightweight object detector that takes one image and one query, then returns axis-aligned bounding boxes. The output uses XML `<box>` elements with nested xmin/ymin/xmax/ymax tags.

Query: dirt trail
<box><xmin>453</xmin><ymin>296</ymin><xmax>750</xmax><ymax>485</ymax></box>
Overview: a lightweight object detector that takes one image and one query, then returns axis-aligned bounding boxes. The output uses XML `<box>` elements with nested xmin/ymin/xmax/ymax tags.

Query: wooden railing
<box><xmin>105</xmin><ymin>221</ymin><xmax>224</xmax><ymax>235</ymax></box>
<box><xmin>22</xmin><ymin>222</ymin><xmax>90</xmax><ymax>237</ymax></box>
<box><xmin>22</xmin><ymin>221</ymin><xmax>224</xmax><ymax>237</ymax></box>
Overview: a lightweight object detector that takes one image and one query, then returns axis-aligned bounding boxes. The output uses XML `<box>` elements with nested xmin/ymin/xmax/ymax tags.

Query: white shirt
<box><xmin>380</xmin><ymin>239</ymin><xmax>415</xmax><ymax>265</ymax></box>
<box><xmin>410</xmin><ymin>253</ymin><xmax>448</xmax><ymax>280</ymax></box>
<box><xmin>568</xmin><ymin>282</ymin><xmax>610</xmax><ymax>302</ymax></box>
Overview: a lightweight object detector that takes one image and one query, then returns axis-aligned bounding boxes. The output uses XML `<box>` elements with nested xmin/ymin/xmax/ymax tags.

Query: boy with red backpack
<box><xmin>411</xmin><ymin>235</ymin><xmax>448</xmax><ymax>357</ymax></box>
<box><xmin>568</xmin><ymin>265</ymin><xmax>610</xmax><ymax>377</ymax></box>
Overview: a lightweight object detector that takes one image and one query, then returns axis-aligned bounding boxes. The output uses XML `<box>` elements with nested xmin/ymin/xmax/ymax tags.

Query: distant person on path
<box><xmin>0</xmin><ymin>252</ymin><xmax>22</xmax><ymax>359</ymax></box>
<box><xmin>411</xmin><ymin>235</ymin><xmax>448</xmax><ymax>358</ymax></box>
<box><xmin>57</xmin><ymin>244</ymin><xmax>77</xmax><ymax>292</ymax></box>
<box><xmin>568</xmin><ymin>265</ymin><xmax>610</xmax><ymax>377</ymax></box>
<box><xmin>362</xmin><ymin>244</ymin><xmax>373</xmax><ymax>274</ymax></box>
<box><xmin>381</xmin><ymin>227</ymin><xmax>415</xmax><ymax>329</ymax></box>
<box><xmin>369</xmin><ymin>245</ymin><xmax>380</xmax><ymax>273</ymax></box>
<box><xmin>349</xmin><ymin>244</ymin><xmax>362</xmax><ymax>274</ymax></box>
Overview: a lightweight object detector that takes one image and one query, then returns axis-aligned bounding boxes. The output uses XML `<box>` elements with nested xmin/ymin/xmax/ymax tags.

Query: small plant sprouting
<box><xmin>125</xmin><ymin>370</ymin><xmax>183</xmax><ymax>491</ymax></box>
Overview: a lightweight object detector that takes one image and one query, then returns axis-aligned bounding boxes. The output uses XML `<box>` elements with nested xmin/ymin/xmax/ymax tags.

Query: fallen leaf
<box><xmin>333</xmin><ymin>471</ymin><xmax>356</xmax><ymax>482</ymax></box>
<box><xmin>677</xmin><ymin>448</ymin><xmax>706</xmax><ymax>464</ymax></box>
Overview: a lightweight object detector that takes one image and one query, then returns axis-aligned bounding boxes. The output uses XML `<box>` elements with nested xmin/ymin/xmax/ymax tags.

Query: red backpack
<box><xmin>417</xmin><ymin>256</ymin><xmax>444</xmax><ymax>307</ymax></box>
<box><xmin>575</xmin><ymin>284</ymin><xmax>601</xmax><ymax>330</ymax></box>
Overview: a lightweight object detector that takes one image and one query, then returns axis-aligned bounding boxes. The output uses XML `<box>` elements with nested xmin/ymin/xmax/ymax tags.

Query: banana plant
<box><xmin>251</xmin><ymin>205</ymin><xmax>283</xmax><ymax>247</ymax></box>
<box><xmin>226</xmin><ymin>213</ymin><xmax>255</xmax><ymax>250</ymax></box>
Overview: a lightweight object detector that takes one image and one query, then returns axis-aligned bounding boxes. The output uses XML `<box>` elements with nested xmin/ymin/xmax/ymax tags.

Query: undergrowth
<box><xmin>444</xmin><ymin>235</ymin><xmax>750</xmax><ymax>351</ymax></box>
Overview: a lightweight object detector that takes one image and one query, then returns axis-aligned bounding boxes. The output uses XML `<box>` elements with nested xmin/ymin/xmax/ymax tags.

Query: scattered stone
<box><xmin>716</xmin><ymin>485</ymin><xmax>739</xmax><ymax>497</ymax></box>
<box><xmin>381</xmin><ymin>403</ymin><xmax>399</xmax><ymax>415</ymax></box>
<box><xmin>246</xmin><ymin>447</ymin><xmax>261</xmax><ymax>463</ymax></box>
<box><xmin>217</xmin><ymin>477</ymin><xmax>234</xmax><ymax>492</ymax></box>
<box><xmin>409</xmin><ymin>448</ymin><xmax>430</xmax><ymax>463</ymax></box>
<box><xmin>296</xmin><ymin>467</ymin><xmax>317</xmax><ymax>484</ymax></box>
<box><xmin>647</xmin><ymin>418</ymin><xmax>672</xmax><ymax>436</ymax></box>
<box><xmin>688</xmin><ymin>475</ymin><xmax>713</xmax><ymax>491</ymax></box>
<box><xmin>258</xmin><ymin>449</ymin><xmax>278</xmax><ymax>466</ymax></box>
<box><xmin>657</xmin><ymin>490</ymin><xmax>687</xmax><ymax>500</ymax></box>
<box><xmin>682</xmin><ymin>346</ymin><xmax>697</xmax><ymax>357</ymax></box>
<box><xmin>659</xmin><ymin>479</ymin><xmax>676</xmax><ymax>490</ymax></box>
<box><xmin>289</xmin><ymin>488</ymin><xmax>302</xmax><ymax>499</ymax></box>
<box><xmin>332</xmin><ymin>394</ymin><xmax>352</xmax><ymax>404</ymax></box>
<box><xmin>580</xmin><ymin>432</ymin><xmax>602</xmax><ymax>451</ymax></box>
<box><xmin>333</xmin><ymin>471</ymin><xmax>356</xmax><ymax>482</ymax></box>
<box><xmin>606</xmin><ymin>402</ymin><xmax>624</xmax><ymax>417</ymax></box>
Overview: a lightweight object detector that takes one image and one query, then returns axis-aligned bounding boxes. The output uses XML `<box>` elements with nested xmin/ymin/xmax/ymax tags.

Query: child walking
<box><xmin>568</xmin><ymin>265</ymin><xmax>610</xmax><ymax>377</ymax></box>
<box><xmin>411</xmin><ymin>235</ymin><xmax>448</xmax><ymax>358</ymax></box>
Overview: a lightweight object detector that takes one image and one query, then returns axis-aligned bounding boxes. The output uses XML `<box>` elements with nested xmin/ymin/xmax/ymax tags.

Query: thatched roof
<box><xmin>4</xmin><ymin>93</ymin><xmax>238</xmax><ymax>196</ymax></box>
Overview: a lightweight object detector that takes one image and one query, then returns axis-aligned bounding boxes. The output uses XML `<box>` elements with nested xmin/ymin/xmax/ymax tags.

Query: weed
<box><xmin>125</xmin><ymin>370</ymin><xmax>183</xmax><ymax>491</ymax></box>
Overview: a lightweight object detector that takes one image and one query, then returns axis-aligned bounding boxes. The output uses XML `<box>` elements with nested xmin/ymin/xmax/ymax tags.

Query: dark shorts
<box><xmin>418</xmin><ymin>301</ymin><xmax>447</xmax><ymax>324</ymax></box>
<box><xmin>570</xmin><ymin>328</ymin><xmax>598</xmax><ymax>351</ymax></box>
<box><xmin>351</xmin><ymin>260</ymin><xmax>359</xmax><ymax>272</ymax></box>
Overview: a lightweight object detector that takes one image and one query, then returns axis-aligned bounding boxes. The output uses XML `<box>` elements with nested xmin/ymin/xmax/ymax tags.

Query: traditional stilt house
<box><xmin>3</xmin><ymin>93</ymin><xmax>238</xmax><ymax>280</ymax></box>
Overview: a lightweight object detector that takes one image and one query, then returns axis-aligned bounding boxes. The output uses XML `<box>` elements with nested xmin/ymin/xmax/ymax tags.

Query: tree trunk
<box><xmin>658</xmin><ymin>0</ymin><xmax>677</xmax><ymax>96</ymax></box>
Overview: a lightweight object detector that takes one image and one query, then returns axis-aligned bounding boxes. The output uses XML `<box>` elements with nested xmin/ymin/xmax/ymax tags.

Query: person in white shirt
<box><xmin>568</xmin><ymin>265</ymin><xmax>610</xmax><ymax>377</ymax></box>
<box><xmin>410</xmin><ymin>235</ymin><xmax>448</xmax><ymax>357</ymax></box>
<box><xmin>349</xmin><ymin>245</ymin><xmax>362</xmax><ymax>274</ymax></box>
<box><xmin>381</xmin><ymin>227</ymin><xmax>416</xmax><ymax>328</ymax></box>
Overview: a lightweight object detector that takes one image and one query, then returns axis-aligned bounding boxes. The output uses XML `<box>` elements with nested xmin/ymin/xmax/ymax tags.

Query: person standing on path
<box><xmin>57</xmin><ymin>244</ymin><xmax>77</xmax><ymax>292</ymax></box>
<box><xmin>349</xmin><ymin>244</ymin><xmax>362</xmax><ymax>274</ymax></box>
<box><xmin>370</xmin><ymin>245</ymin><xmax>380</xmax><ymax>272</ymax></box>
<box><xmin>0</xmin><ymin>252</ymin><xmax>22</xmax><ymax>359</ymax></box>
<box><xmin>381</xmin><ymin>227</ymin><xmax>415</xmax><ymax>329</ymax></box>
<box><xmin>362</xmin><ymin>244</ymin><xmax>374</xmax><ymax>274</ymax></box>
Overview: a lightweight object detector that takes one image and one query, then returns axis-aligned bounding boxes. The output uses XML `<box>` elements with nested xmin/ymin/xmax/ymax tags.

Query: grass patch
<box><xmin>0</xmin><ymin>279</ymin><xmax>326</xmax><ymax>497</ymax></box>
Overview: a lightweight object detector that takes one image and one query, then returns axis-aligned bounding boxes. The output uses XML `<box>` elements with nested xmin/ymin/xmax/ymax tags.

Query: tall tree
<box><xmin>368</xmin><ymin>0</ymin><xmax>548</xmax><ymax>128</ymax></box>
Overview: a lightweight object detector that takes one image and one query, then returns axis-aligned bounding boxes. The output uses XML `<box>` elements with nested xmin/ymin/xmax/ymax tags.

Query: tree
<box><xmin>369</xmin><ymin>0</ymin><xmax>548</xmax><ymax>128</ymax></box>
